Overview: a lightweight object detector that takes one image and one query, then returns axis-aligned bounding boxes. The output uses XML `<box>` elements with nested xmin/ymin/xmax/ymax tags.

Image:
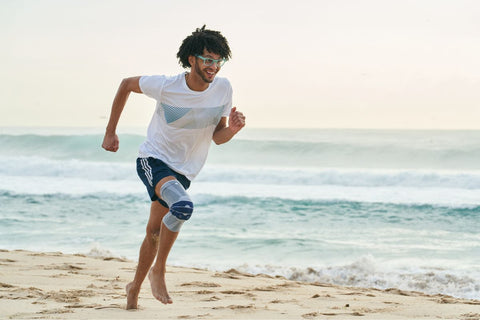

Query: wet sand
<box><xmin>1</xmin><ymin>249</ymin><xmax>479</xmax><ymax>319</ymax></box>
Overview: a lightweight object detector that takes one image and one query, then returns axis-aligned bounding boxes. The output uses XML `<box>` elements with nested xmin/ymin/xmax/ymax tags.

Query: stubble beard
<box><xmin>194</xmin><ymin>62</ymin><xmax>216</xmax><ymax>84</ymax></box>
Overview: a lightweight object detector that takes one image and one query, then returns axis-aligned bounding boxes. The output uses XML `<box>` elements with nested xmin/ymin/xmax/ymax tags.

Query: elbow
<box><xmin>213</xmin><ymin>137</ymin><xmax>223</xmax><ymax>145</ymax></box>
<box><xmin>121</xmin><ymin>77</ymin><xmax>135</xmax><ymax>89</ymax></box>
<box><xmin>212</xmin><ymin>133</ymin><xmax>228</xmax><ymax>145</ymax></box>
<box><xmin>120</xmin><ymin>77</ymin><xmax>131</xmax><ymax>88</ymax></box>
<box><xmin>213</xmin><ymin>136</ymin><xmax>232</xmax><ymax>145</ymax></box>
<box><xmin>117</xmin><ymin>78</ymin><xmax>130</xmax><ymax>94</ymax></box>
<box><xmin>120</xmin><ymin>76</ymin><xmax>142</xmax><ymax>93</ymax></box>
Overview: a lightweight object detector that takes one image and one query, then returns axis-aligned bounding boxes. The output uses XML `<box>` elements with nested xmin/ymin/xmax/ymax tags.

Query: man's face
<box><xmin>192</xmin><ymin>49</ymin><xmax>223</xmax><ymax>83</ymax></box>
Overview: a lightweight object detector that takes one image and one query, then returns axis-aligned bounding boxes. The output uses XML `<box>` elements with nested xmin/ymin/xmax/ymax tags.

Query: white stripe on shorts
<box><xmin>141</xmin><ymin>158</ymin><xmax>153</xmax><ymax>187</ymax></box>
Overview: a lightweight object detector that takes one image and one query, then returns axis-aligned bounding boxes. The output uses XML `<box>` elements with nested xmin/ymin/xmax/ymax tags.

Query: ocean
<box><xmin>0</xmin><ymin>127</ymin><xmax>479</xmax><ymax>300</ymax></box>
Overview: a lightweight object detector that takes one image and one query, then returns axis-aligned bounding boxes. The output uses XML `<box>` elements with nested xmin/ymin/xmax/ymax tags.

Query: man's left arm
<box><xmin>212</xmin><ymin>107</ymin><xmax>246</xmax><ymax>145</ymax></box>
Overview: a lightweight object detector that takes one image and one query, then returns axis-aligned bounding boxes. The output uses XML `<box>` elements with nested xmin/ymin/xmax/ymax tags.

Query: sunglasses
<box><xmin>195</xmin><ymin>55</ymin><xmax>226</xmax><ymax>67</ymax></box>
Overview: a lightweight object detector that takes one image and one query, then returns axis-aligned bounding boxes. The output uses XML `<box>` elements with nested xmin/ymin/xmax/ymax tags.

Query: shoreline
<box><xmin>1</xmin><ymin>249</ymin><xmax>479</xmax><ymax>319</ymax></box>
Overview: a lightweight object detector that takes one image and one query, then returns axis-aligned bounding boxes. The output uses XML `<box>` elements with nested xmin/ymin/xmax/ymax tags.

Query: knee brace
<box><xmin>160</xmin><ymin>180</ymin><xmax>194</xmax><ymax>232</ymax></box>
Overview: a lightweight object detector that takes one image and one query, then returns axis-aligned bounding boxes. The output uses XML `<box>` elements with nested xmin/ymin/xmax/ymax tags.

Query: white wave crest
<box><xmin>232</xmin><ymin>256</ymin><xmax>480</xmax><ymax>300</ymax></box>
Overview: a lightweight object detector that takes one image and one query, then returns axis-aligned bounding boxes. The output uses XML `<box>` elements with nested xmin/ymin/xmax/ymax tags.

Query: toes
<box><xmin>161</xmin><ymin>295</ymin><xmax>172</xmax><ymax>304</ymax></box>
<box><xmin>153</xmin><ymin>292</ymin><xmax>172</xmax><ymax>304</ymax></box>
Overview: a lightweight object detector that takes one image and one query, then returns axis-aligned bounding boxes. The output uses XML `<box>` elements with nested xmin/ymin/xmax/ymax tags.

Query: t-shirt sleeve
<box><xmin>139</xmin><ymin>75</ymin><xmax>166</xmax><ymax>100</ymax></box>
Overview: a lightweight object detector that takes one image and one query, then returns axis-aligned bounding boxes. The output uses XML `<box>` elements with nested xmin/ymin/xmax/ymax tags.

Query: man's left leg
<box><xmin>148</xmin><ymin>177</ymin><xmax>193</xmax><ymax>304</ymax></box>
<box><xmin>126</xmin><ymin>201</ymin><xmax>168</xmax><ymax>309</ymax></box>
<box><xmin>148</xmin><ymin>221</ymin><xmax>179</xmax><ymax>304</ymax></box>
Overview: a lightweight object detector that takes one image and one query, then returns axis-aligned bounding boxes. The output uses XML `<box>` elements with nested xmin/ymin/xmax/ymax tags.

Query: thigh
<box><xmin>137</xmin><ymin>157</ymin><xmax>191</xmax><ymax>207</ymax></box>
<box><xmin>154</xmin><ymin>176</ymin><xmax>177</xmax><ymax>201</ymax></box>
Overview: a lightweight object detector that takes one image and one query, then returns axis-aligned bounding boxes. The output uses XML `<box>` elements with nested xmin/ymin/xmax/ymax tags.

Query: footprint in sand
<box><xmin>43</xmin><ymin>263</ymin><xmax>84</xmax><ymax>271</ymax></box>
<box><xmin>252</xmin><ymin>286</ymin><xmax>276</xmax><ymax>292</ymax></box>
<box><xmin>181</xmin><ymin>281</ymin><xmax>221</xmax><ymax>288</ymax></box>
<box><xmin>270</xmin><ymin>298</ymin><xmax>299</xmax><ymax>304</ymax></box>
<box><xmin>36</xmin><ymin>308</ymin><xmax>74</xmax><ymax>315</ymax></box>
<box><xmin>220</xmin><ymin>290</ymin><xmax>245</xmax><ymax>295</ymax></box>
<box><xmin>196</xmin><ymin>290</ymin><xmax>215</xmax><ymax>294</ymax></box>
<box><xmin>177</xmin><ymin>313</ymin><xmax>211</xmax><ymax>319</ymax></box>
<box><xmin>212</xmin><ymin>304</ymin><xmax>255</xmax><ymax>310</ymax></box>
<box><xmin>94</xmin><ymin>303</ymin><xmax>124</xmax><ymax>310</ymax></box>
<box><xmin>65</xmin><ymin>303</ymin><xmax>102</xmax><ymax>309</ymax></box>
<box><xmin>213</xmin><ymin>272</ymin><xmax>240</xmax><ymax>279</ymax></box>
<box><xmin>44</xmin><ymin>289</ymin><xmax>96</xmax><ymax>303</ymax></box>
<box><xmin>0</xmin><ymin>282</ymin><xmax>16</xmax><ymax>288</ymax></box>
<box><xmin>203</xmin><ymin>296</ymin><xmax>221</xmax><ymax>301</ymax></box>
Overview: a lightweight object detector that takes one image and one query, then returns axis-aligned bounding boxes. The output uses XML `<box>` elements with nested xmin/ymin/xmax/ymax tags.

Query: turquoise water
<box><xmin>0</xmin><ymin>128</ymin><xmax>479</xmax><ymax>299</ymax></box>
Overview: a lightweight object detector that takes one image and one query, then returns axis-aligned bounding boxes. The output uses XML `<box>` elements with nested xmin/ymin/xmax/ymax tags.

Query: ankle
<box><xmin>127</xmin><ymin>281</ymin><xmax>142</xmax><ymax>292</ymax></box>
<box><xmin>151</xmin><ymin>265</ymin><xmax>166</xmax><ymax>274</ymax></box>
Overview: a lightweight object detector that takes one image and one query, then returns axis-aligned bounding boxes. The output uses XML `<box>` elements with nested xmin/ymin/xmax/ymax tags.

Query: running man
<box><xmin>101</xmin><ymin>25</ymin><xmax>245</xmax><ymax>309</ymax></box>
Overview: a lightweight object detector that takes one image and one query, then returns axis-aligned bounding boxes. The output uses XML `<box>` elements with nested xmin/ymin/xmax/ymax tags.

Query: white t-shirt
<box><xmin>138</xmin><ymin>72</ymin><xmax>232</xmax><ymax>180</ymax></box>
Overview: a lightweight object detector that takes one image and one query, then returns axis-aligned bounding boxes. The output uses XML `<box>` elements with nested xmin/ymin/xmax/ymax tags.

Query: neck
<box><xmin>185</xmin><ymin>72</ymin><xmax>210</xmax><ymax>92</ymax></box>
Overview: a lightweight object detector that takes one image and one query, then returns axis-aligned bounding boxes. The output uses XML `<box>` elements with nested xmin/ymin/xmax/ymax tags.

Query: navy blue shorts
<box><xmin>136</xmin><ymin>157</ymin><xmax>191</xmax><ymax>208</ymax></box>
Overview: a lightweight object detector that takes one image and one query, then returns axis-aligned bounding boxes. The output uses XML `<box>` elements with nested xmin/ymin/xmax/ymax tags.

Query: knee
<box><xmin>170</xmin><ymin>200</ymin><xmax>194</xmax><ymax>221</ymax></box>
<box><xmin>146</xmin><ymin>227</ymin><xmax>160</xmax><ymax>244</ymax></box>
<box><xmin>162</xmin><ymin>200</ymin><xmax>193</xmax><ymax>232</ymax></box>
<box><xmin>159</xmin><ymin>180</ymin><xmax>194</xmax><ymax>232</ymax></box>
<box><xmin>146</xmin><ymin>226</ymin><xmax>160</xmax><ymax>237</ymax></box>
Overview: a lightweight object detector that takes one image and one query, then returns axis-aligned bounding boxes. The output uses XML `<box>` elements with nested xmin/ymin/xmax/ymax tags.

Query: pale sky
<box><xmin>1</xmin><ymin>0</ymin><xmax>479</xmax><ymax>129</ymax></box>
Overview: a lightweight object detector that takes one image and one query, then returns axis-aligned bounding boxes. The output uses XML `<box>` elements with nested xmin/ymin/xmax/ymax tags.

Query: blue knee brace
<box><xmin>160</xmin><ymin>180</ymin><xmax>194</xmax><ymax>232</ymax></box>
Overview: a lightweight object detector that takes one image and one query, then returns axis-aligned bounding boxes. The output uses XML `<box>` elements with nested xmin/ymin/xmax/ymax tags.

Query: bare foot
<box><xmin>148</xmin><ymin>268</ymin><xmax>173</xmax><ymax>304</ymax></box>
<box><xmin>126</xmin><ymin>282</ymin><xmax>139</xmax><ymax>310</ymax></box>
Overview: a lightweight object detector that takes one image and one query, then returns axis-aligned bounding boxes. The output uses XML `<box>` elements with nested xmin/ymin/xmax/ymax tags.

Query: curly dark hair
<box><xmin>177</xmin><ymin>25</ymin><xmax>231</xmax><ymax>68</ymax></box>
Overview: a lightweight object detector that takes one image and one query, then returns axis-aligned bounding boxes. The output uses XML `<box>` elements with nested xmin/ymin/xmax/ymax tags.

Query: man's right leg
<box><xmin>126</xmin><ymin>201</ymin><xmax>168</xmax><ymax>310</ymax></box>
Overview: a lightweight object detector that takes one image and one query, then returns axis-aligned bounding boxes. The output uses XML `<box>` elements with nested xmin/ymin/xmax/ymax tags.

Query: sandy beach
<box><xmin>0</xmin><ymin>250</ymin><xmax>478</xmax><ymax>319</ymax></box>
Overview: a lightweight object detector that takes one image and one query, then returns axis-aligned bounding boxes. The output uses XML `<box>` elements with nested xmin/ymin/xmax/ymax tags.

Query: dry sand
<box><xmin>0</xmin><ymin>249</ymin><xmax>479</xmax><ymax>319</ymax></box>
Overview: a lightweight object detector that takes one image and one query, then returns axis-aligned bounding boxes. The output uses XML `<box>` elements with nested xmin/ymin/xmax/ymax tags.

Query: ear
<box><xmin>188</xmin><ymin>55</ymin><xmax>196</xmax><ymax>67</ymax></box>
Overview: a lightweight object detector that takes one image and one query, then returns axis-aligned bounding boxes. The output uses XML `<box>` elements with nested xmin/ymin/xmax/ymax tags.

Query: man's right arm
<box><xmin>102</xmin><ymin>76</ymin><xmax>142</xmax><ymax>152</ymax></box>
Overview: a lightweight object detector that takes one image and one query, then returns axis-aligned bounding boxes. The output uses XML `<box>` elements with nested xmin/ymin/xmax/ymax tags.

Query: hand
<box><xmin>228</xmin><ymin>107</ymin><xmax>246</xmax><ymax>134</ymax></box>
<box><xmin>102</xmin><ymin>132</ymin><xmax>119</xmax><ymax>152</ymax></box>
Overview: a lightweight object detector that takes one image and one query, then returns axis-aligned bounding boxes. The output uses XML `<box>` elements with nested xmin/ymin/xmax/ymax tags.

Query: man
<box><xmin>101</xmin><ymin>25</ymin><xmax>245</xmax><ymax>309</ymax></box>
